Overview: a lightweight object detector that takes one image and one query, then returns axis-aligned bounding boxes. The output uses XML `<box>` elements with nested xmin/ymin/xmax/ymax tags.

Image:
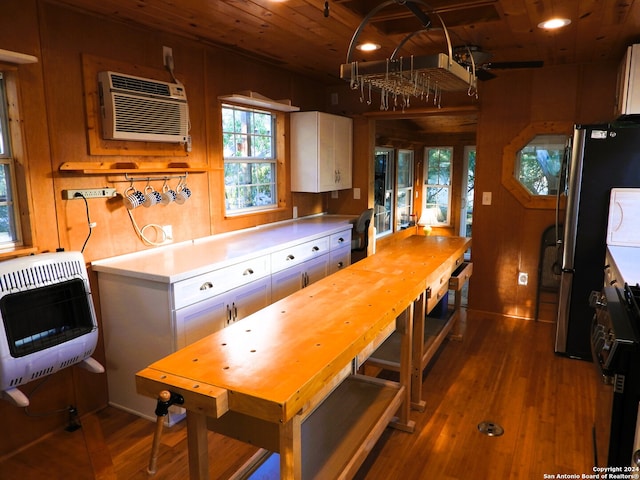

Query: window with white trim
<box><xmin>222</xmin><ymin>104</ymin><xmax>277</xmax><ymax>213</ymax></box>
<box><xmin>424</xmin><ymin>147</ymin><xmax>452</xmax><ymax>226</ymax></box>
<box><xmin>0</xmin><ymin>73</ymin><xmax>22</xmax><ymax>246</ymax></box>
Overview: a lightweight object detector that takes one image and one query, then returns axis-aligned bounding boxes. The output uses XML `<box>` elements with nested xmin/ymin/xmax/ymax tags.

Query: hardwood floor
<box><xmin>0</xmin><ymin>311</ymin><xmax>597</xmax><ymax>479</ymax></box>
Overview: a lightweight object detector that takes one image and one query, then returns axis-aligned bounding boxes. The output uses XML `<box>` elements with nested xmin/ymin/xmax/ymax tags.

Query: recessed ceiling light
<box><xmin>356</xmin><ymin>43</ymin><xmax>381</xmax><ymax>52</ymax></box>
<box><xmin>538</xmin><ymin>18</ymin><xmax>571</xmax><ymax>29</ymax></box>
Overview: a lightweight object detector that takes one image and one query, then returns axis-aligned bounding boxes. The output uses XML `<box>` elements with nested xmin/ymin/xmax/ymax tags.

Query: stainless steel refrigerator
<box><xmin>555</xmin><ymin>122</ymin><xmax>640</xmax><ymax>360</ymax></box>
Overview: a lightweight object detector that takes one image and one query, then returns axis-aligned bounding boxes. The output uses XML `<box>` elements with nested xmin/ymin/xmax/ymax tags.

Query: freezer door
<box><xmin>555</xmin><ymin>127</ymin><xmax>586</xmax><ymax>354</ymax></box>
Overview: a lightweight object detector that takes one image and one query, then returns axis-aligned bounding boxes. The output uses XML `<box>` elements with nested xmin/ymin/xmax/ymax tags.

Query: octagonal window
<box><xmin>516</xmin><ymin>134</ymin><xmax>568</xmax><ymax>196</ymax></box>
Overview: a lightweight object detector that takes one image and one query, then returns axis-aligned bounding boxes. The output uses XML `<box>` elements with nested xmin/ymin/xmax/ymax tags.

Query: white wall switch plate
<box><xmin>482</xmin><ymin>191</ymin><xmax>492</xmax><ymax>205</ymax></box>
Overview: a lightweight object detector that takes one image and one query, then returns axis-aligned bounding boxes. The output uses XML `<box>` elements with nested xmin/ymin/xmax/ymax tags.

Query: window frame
<box><xmin>395</xmin><ymin>149</ymin><xmax>414</xmax><ymax>230</ymax></box>
<box><xmin>0</xmin><ymin>71</ymin><xmax>24</xmax><ymax>248</ymax></box>
<box><xmin>424</xmin><ymin>146</ymin><xmax>453</xmax><ymax>226</ymax></box>
<box><xmin>221</xmin><ymin>103</ymin><xmax>280</xmax><ymax>215</ymax></box>
<box><xmin>502</xmin><ymin>121</ymin><xmax>573</xmax><ymax>209</ymax></box>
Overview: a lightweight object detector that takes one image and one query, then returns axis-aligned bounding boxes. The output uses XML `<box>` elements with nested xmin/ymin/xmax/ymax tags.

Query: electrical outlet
<box><xmin>62</xmin><ymin>188</ymin><xmax>117</xmax><ymax>200</ymax></box>
<box><xmin>163</xmin><ymin>46</ymin><xmax>173</xmax><ymax>68</ymax></box>
<box><xmin>162</xmin><ymin>225</ymin><xmax>173</xmax><ymax>241</ymax></box>
<box><xmin>518</xmin><ymin>272</ymin><xmax>529</xmax><ymax>286</ymax></box>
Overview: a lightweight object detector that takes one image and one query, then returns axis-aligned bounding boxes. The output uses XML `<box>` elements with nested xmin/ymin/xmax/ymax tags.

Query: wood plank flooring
<box><xmin>0</xmin><ymin>310</ymin><xmax>597</xmax><ymax>479</ymax></box>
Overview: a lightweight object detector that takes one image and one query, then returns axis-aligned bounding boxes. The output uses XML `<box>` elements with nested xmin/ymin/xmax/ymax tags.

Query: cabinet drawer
<box><xmin>172</xmin><ymin>256</ymin><xmax>270</xmax><ymax>309</ymax></box>
<box><xmin>426</xmin><ymin>279</ymin><xmax>449</xmax><ymax>313</ymax></box>
<box><xmin>329</xmin><ymin>247</ymin><xmax>350</xmax><ymax>274</ymax></box>
<box><xmin>330</xmin><ymin>230</ymin><xmax>351</xmax><ymax>250</ymax></box>
<box><xmin>449</xmin><ymin>262</ymin><xmax>473</xmax><ymax>291</ymax></box>
<box><xmin>271</xmin><ymin>237</ymin><xmax>330</xmax><ymax>273</ymax></box>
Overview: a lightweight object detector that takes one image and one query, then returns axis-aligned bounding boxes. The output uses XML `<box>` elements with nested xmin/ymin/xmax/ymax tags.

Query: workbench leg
<box><xmin>278</xmin><ymin>417</ymin><xmax>301</xmax><ymax>479</ymax></box>
<box><xmin>186</xmin><ymin>410</ymin><xmax>209</xmax><ymax>480</ymax></box>
<box><xmin>410</xmin><ymin>292</ymin><xmax>427</xmax><ymax>411</ymax></box>
<box><xmin>391</xmin><ymin>304</ymin><xmax>415</xmax><ymax>433</ymax></box>
<box><xmin>448</xmin><ymin>288</ymin><xmax>466</xmax><ymax>341</ymax></box>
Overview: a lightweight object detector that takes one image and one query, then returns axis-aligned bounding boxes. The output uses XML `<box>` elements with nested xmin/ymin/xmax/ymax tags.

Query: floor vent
<box><xmin>477</xmin><ymin>421</ymin><xmax>504</xmax><ymax>437</ymax></box>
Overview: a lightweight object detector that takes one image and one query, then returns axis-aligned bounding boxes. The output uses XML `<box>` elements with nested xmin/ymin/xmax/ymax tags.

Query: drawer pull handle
<box><xmin>243</xmin><ymin>268</ymin><xmax>254</xmax><ymax>276</ymax></box>
<box><xmin>312</xmin><ymin>246</ymin><xmax>320</xmax><ymax>252</ymax></box>
<box><xmin>338</xmin><ymin>237</ymin><xmax>344</xmax><ymax>243</ymax></box>
<box><xmin>337</xmin><ymin>261</ymin><xmax>344</xmax><ymax>268</ymax></box>
<box><xmin>287</xmin><ymin>254</ymin><xmax>295</xmax><ymax>261</ymax></box>
<box><xmin>426</xmin><ymin>286</ymin><xmax>432</xmax><ymax>299</ymax></box>
<box><xmin>200</xmin><ymin>282</ymin><xmax>213</xmax><ymax>291</ymax></box>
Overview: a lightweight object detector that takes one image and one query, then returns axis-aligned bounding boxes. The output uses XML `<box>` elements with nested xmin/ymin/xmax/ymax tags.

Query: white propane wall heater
<box><xmin>98</xmin><ymin>71</ymin><xmax>189</xmax><ymax>143</ymax></box>
<box><xmin>0</xmin><ymin>252</ymin><xmax>104</xmax><ymax>407</ymax></box>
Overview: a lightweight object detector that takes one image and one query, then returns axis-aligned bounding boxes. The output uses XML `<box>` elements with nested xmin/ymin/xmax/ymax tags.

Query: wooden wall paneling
<box><xmin>1</xmin><ymin>1</ymin><xmax>57</xmax><ymax>254</ymax></box>
<box><xmin>471</xmin><ymin>71</ymin><xmax>532</xmax><ymax>318</ymax></box>
<box><xmin>575</xmin><ymin>60</ymin><xmax>619</xmax><ymax>123</ymax></box>
<box><xmin>38</xmin><ymin>2</ymin><xmax>213</xmax><ymax>257</ymax></box>
<box><xmin>530</xmin><ymin>65</ymin><xmax>580</xmax><ymax>122</ymax></box>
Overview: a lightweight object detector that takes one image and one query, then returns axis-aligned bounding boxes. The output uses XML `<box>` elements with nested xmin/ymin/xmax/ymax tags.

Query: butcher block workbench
<box><xmin>135</xmin><ymin>235</ymin><xmax>471</xmax><ymax>479</ymax></box>
<box><xmin>350</xmin><ymin>235</ymin><xmax>472</xmax><ymax>410</ymax></box>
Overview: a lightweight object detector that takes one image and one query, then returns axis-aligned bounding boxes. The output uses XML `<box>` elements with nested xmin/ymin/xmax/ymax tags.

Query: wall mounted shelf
<box><xmin>59</xmin><ymin>161</ymin><xmax>208</xmax><ymax>175</ymax></box>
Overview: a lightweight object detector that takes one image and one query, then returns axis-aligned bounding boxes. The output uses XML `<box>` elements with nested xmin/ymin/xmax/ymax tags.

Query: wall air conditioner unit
<box><xmin>98</xmin><ymin>71</ymin><xmax>189</xmax><ymax>143</ymax></box>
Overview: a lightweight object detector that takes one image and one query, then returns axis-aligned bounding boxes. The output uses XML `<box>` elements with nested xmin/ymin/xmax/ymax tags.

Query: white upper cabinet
<box><xmin>290</xmin><ymin>111</ymin><xmax>353</xmax><ymax>192</ymax></box>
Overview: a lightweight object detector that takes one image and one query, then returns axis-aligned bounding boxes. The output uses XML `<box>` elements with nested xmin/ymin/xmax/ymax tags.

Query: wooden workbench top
<box><xmin>136</xmin><ymin>235</ymin><xmax>470</xmax><ymax>425</ymax></box>
<box><xmin>357</xmin><ymin>235</ymin><xmax>471</xmax><ymax>276</ymax></box>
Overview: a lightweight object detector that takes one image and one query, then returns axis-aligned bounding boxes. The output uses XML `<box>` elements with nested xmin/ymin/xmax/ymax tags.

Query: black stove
<box><xmin>591</xmin><ymin>278</ymin><xmax>640</xmax><ymax>468</ymax></box>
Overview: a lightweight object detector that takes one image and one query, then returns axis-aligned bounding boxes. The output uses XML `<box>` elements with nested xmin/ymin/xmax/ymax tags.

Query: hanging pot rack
<box><xmin>339</xmin><ymin>0</ymin><xmax>477</xmax><ymax>109</ymax></box>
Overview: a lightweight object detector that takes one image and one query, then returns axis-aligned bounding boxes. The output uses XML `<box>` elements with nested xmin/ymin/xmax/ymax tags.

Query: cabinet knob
<box><xmin>200</xmin><ymin>282</ymin><xmax>213</xmax><ymax>290</ymax></box>
<box><xmin>338</xmin><ymin>237</ymin><xmax>344</xmax><ymax>243</ymax></box>
<box><xmin>287</xmin><ymin>254</ymin><xmax>295</xmax><ymax>261</ymax></box>
<box><xmin>337</xmin><ymin>261</ymin><xmax>344</xmax><ymax>268</ymax></box>
<box><xmin>243</xmin><ymin>268</ymin><xmax>254</xmax><ymax>276</ymax></box>
<box><xmin>312</xmin><ymin>246</ymin><xmax>320</xmax><ymax>252</ymax></box>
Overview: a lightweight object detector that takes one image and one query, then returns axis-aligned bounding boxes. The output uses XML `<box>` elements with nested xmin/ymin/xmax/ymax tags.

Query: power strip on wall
<box><xmin>62</xmin><ymin>188</ymin><xmax>117</xmax><ymax>200</ymax></box>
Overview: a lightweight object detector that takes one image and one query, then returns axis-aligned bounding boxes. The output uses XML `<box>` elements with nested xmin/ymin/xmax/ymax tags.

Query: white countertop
<box><xmin>92</xmin><ymin>215</ymin><xmax>354</xmax><ymax>283</ymax></box>
<box><xmin>607</xmin><ymin>245</ymin><xmax>640</xmax><ymax>286</ymax></box>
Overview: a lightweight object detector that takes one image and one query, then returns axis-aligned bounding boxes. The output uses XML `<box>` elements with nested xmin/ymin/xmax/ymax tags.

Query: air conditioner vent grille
<box><xmin>111</xmin><ymin>74</ymin><xmax>172</xmax><ymax>97</ymax></box>
<box><xmin>113</xmin><ymin>94</ymin><xmax>188</xmax><ymax>136</ymax></box>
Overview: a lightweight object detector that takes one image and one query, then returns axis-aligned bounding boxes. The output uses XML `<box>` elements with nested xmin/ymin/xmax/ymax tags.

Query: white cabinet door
<box><xmin>271</xmin><ymin>254</ymin><xmax>329</xmax><ymax>303</ymax></box>
<box><xmin>291</xmin><ymin>111</ymin><xmax>352</xmax><ymax>193</ymax></box>
<box><xmin>175</xmin><ymin>294</ymin><xmax>228</xmax><ymax>349</ymax></box>
<box><xmin>227</xmin><ymin>275</ymin><xmax>272</xmax><ymax>325</ymax></box>
<box><xmin>176</xmin><ymin>276</ymin><xmax>271</xmax><ymax>348</ymax></box>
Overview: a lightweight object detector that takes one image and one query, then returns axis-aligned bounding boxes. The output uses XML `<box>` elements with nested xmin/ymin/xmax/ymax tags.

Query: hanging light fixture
<box><xmin>339</xmin><ymin>0</ymin><xmax>477</xmax><ymax>111</ymax></box>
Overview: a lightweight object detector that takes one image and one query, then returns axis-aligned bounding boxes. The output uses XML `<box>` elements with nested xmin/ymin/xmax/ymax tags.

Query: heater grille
<box><xmin>0</xmin><ymin>259</ymin><xmax>85</xmax><ymax>293</ymax></box>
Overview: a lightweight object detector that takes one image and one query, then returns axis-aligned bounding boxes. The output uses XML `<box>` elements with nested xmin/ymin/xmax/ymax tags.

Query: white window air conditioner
<box><xmin>98</xmin><ymin>71</ymin><xmax>189</xmax><ymax>143</ymax></box>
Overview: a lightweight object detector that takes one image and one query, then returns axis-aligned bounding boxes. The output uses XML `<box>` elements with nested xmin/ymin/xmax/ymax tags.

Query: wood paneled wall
<box><xmin>471</xmin><ymin>64</ymin><xmax>618</xmax><ymax>321</ymax></box>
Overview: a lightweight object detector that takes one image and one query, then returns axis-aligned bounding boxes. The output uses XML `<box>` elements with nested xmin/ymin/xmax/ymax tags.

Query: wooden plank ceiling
<box><xmin>51</xmin><ymin>0</ymin><xmax>640</xmax><ymax>135</ymax></box>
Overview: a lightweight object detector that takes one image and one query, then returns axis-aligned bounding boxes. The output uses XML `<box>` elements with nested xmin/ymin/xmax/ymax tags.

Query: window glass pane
<box><xmin>374</xmin><ymin>148</ymin><xmax>394</xmax><ymax>236</ymax></box>
<box><xmin>425</xmin><ymin>147</ymin><xmax>452</xmax><ymax>225</ymax></box>
<box><xmin>0</xmin><ymin>73</ymin><xmax>19</xmax><ymax>246</ymax></box>
<box><xmin>0</xmin><ymin>163</ymin><xmax>17</xmax><ymax>243</ymax></box>
<box><xmin>222</xmin><ymin>104</ymin><xmax>277</xmax><ymax>213</ymax></box>
<box><xmin>396</xmin><ymin>149</ymin><xmax>413</xmax><ymax>229</ymax></box>
<box><xmin>516</xmin><ymin>134</ymin><xmax>567</xmax><ymax>195</ymax></box>
<box><xmin>224</xmin><ymin>161</ymin><xmax>275</xmax><ymax>211</ymax></box>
